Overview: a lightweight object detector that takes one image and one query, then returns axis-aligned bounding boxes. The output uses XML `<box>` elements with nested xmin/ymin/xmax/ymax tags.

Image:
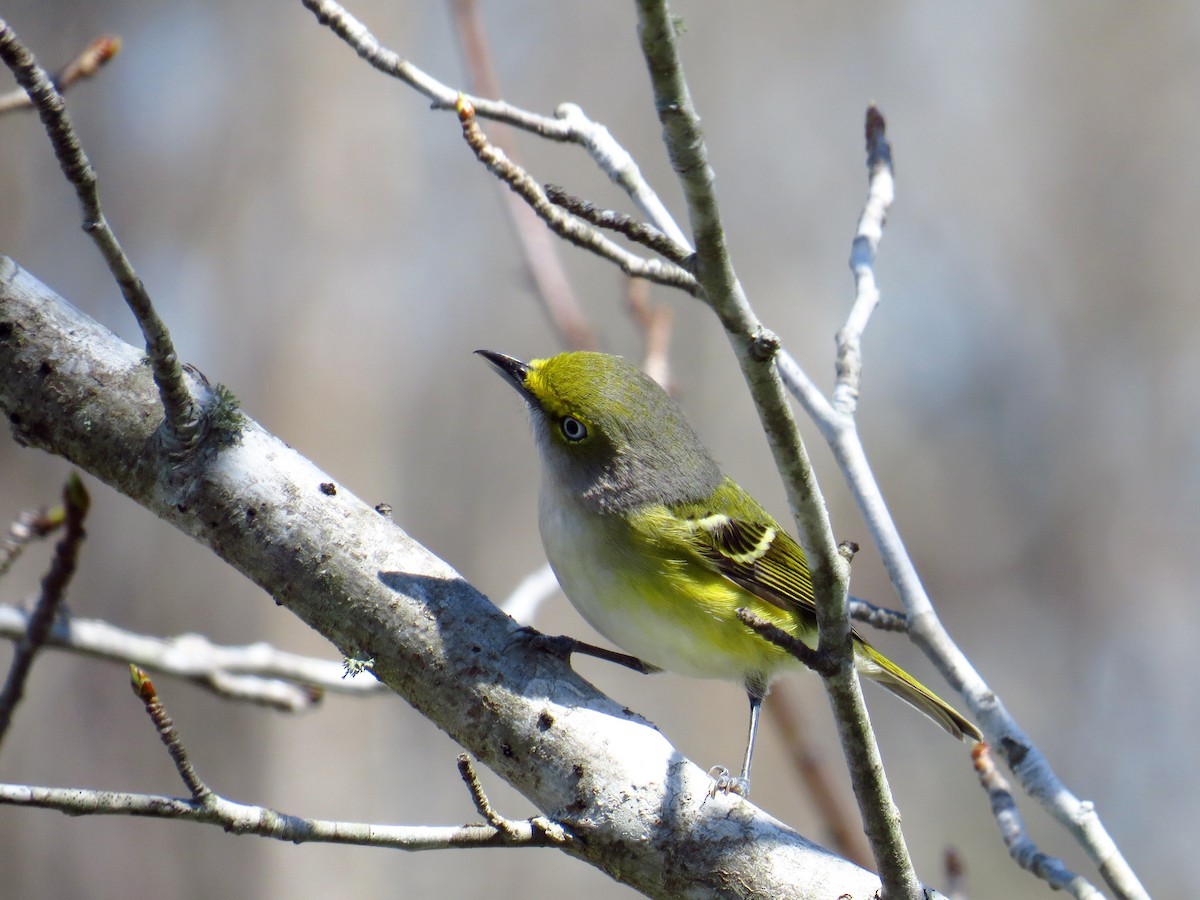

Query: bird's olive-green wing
<box><xmin>689</xmin><ymin>515</ymin><xmax>816</xmax><ymax>617</ymax></box>
<box><xmin>663</xmin><ymin>484</ymin><xmax>983</xmax><ymax>742</ymax></box>
<box><xmin>667</xmin><ymin>480</ymin><xmax>817</xmax><ymax>619</ymax></box>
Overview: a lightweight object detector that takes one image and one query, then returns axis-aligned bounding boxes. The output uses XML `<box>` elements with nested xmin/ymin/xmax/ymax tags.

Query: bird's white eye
<box><xmin>560</xmin><ymin>416</ymin><xmax>587</xmax><ymax>442</ymax></box>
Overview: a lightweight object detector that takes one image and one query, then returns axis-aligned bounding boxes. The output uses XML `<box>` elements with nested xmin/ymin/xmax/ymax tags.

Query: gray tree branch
<box><xmin>0</xmin><ymin>603</ymin><xmax>384</xmax><ymax>710</ymax></box>
<box><xmin>0</xmin><ymin>781</ymin><xmax>565</xmax><ymax>851</ymax></box>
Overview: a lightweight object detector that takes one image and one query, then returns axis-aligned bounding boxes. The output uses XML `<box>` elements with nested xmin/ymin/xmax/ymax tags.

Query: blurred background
<box><xmin>1</xmin><ymin>2</ymin><xmax>1195</xmax><ymax>897</ymax></box>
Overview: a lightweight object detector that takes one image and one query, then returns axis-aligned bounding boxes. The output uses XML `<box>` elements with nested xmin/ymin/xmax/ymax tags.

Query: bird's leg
<box><xmin>739</xmin><ymin>691</ymin><xmax>763</xmax><ymax>786</ymax></box>
<box><xmin>511</xmin><ymin>627</ymin><xmax>663</xmax><ymax>674</ymax></box>
<box><xmin>708</xmin><ymin>690</ymin><xmax>763</xmax><ymax>798</ymax></box>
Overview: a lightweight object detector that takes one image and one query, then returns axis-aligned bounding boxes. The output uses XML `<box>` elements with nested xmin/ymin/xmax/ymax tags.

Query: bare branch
<box><xmin>448</xmin><ymin>0</ymin><xmax>596</xmax><ymax>351</ymax></box>
<box><xmin>302</xmin><ymin>0</ymin><xmax>689</xmax><ymax>247</ymax></box>
<box><xmin>455</xmin><ymin>97</ymin><xmax>698</xmax><ymax>294</ymax></box>
<box><xmin>124</xmin><ymin>668</ymin><xmax>567</xmax><ymax>854</ymax></box>
<box><xmin>0</xmin><ymin>473</ymin><xmax>89</xmax><ymax>750</ymax></box>
<box><xmin>826</xmin><ymin>407</ymin><xmax>1152</xmax><ymax>897</ymax></box>
<box><xmin>130</xmin><ymin>665</ymin><xmax>211</xmax><ymax>801</ymax></box>
<box><xmin>776</xmin><ymin>349</ymin><xmax>839</xmax><ymax>425</ymax></box>
<box><xmin>625</xmin><ymin>277</ymin><xmax>675</xmax><ymax>391</ymax></box>
<box><xmin>0</xmin><ymin>604</ymin><xmax>383</xmax><ymax>710</ymax></box>
<box><xmin>0</xmin><ymin>780</ymin><xmax>563</xmax><ymax>850</ymax></box>
<box><xmin>833</xmin><ymin>104</ymin><xmax>894</xmax><ymax>415</ymax></box>
<box><xmin>555</xmin><ymin>101</ymin><xmax>692</xmax><ymax>248</ymax></box>
<box><xmin>544</xmin><ymin>185</ymin><xmax>693</xmax><ymax>268</ymax></box>
<box><xmin>0</xmin><ymin>20</ymin><xmax>201</xmax><ymax>454</ymax></box>
<box><xmin>0</xmin><ymin>34</ymin><xmax>119</xmax><ymax>115</ymax></box>
<box><xmin>736</xmin><ymin>608</ymin><xmax>835</xmax><ymax>677</ymax></box>
<box><xmin>458</xmin><ymin>755</ymin><xmax>573</xmax><ymax>846</ymax></box>
<box><xmin>303</xmin><ymin>0</ymin><xmax>567</xmax><ymax>137</ymax></box>
<box><xmin>787</xmin><ymin>104</ymin><xmax>1150</xmax><ymax>900</ymax></box>
<box><xmin>0</xmin><ymin>503</ymin><xmax>65</xmax><ymax>578</ymax></box>
<box><xmin>458</xmin><ymin>753</ymin><xmax>510</xmax><ymax>832</ymax></box>
<box><xmin>972</xmin><ymin>744</ymin><xmax>1103</xmax><ymax>898</ymax></box>
<box><xmin>847</xmin><ymin>595</ymin><xmax>909</xmax><ymax>633</ymax></box>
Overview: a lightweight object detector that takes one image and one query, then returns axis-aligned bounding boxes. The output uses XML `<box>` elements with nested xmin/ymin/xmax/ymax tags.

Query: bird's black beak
<box><xmin>475</xmin><ymin>350</ymin><xmax>534</xmax><ymax>400</ymax></box>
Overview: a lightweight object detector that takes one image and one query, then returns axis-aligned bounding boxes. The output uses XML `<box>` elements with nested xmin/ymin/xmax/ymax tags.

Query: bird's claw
<box><xmin>509</xmin><ymin>626</ymin><xmax>577</xmax><ymax>661</ymax></box>
<box><xmin>707</xmin><ymin>765</ymin><xmax>750</xmax><ymax>798</ymax></box>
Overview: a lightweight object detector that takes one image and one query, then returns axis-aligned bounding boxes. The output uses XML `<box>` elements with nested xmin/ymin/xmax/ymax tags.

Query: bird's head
<box><xmin>477</xmin><ymin>350</ymin><xmax>722</xmax><ymax>511</ymax></box>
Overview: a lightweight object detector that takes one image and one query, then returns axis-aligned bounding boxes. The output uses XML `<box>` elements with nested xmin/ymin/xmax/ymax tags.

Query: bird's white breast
<box><xmin>537</xmin><ymin>475</ymin><xmax>757</xmax><ymax>683</ymax></box>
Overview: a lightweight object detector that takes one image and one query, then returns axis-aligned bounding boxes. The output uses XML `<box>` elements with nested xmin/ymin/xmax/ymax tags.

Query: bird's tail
<box><xmin>854</xmin><ymin>640</ymin><xmax>982</xmax><ymax>743</ymax></box>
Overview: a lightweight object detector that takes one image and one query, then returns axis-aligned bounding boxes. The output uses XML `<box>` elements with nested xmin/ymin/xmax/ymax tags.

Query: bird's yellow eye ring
<box><xmin>560</xmin><ymin>415</ymin><xmax>587</xmax><ymax>442</ymax></box>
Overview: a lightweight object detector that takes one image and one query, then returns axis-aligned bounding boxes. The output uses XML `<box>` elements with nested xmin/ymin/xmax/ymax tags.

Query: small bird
<box><xmin>479</xmin><ymin>349</ymin><xmax>980</xmax><ymax>796</ymax></box>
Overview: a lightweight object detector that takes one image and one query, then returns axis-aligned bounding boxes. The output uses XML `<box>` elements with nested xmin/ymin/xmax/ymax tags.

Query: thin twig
<box><xmin>130</xmin><ymin>665</ymin><xmax>210</xmax><ymax>801</ymax></box>
<box><xmin>823</xmin><ymin>372</ymin><xmax>1148</xmax><ymax>898</ymax></box>
<box><xmin>0</xmin><ymin>473</ymin><xmax>89</xmax><ymax>750</ymax></box>
<box><xmin>457</xmin><ymin>754</ymin><xmax>516</xmax><ymax>834</ymax></box>
<box><xmin>0</xmin><ymin>605</ymin><xmax>381</xmax><ymax>709</ymax></box>
<box><xmin>0</xmin><ymin>779</ymin><xmax>566</xmax><ymax>850</ymax></box>
<box><xmin>0</xmin><ymin>34</ymin><xmax>119</xmax><ymax>115</ymax></box>
<box><xmin>0</xmin><ymin>504</ymin><xmax>65</xmax><ymax>579</ymax></box>
<box><xmin>776</xmin><ymin>349</ymin><xmax>838</xmax><ymax>424</ymax></box>
<box><xmin>847</xmin><ymin>595</ymin><xmax>909</xmax><ymax>633</ymax></box>
<box><xmin>52</xmin><ymin>35</ymin><xmax>121</xmax><ymax>87</ymax></box>
<box><xmin>736</xmin><ymin>609</ymin><xmax>835</xmax><ymax>676</ymax></box>
<box><xmin>304</xmin><ymin>0</ymin><xmax>570</xmax><ymax>136</ymax></box>
<box><xmin>625</xmin><ymin>276</ymin><xmax>674</xmax><ymax>391</ymax></box>
<box><xmin>302</xmin><ymin>0</ymin><xmax>689</xmax><ymax>247</ymax></box>
<box><xmin>545</xmin><ymin>185</ymin><xmax>693</xmax><ymax>267</ymax></box>
<box><xmin>833</xmin><ymin>104</ymin><xmax>893</xmax><ymax>415</ymax></box>
<box><xmin>972</xmin><ymin>743</ymin><xmax>1103</xmax><ymax>898</ymax></box>
<box><xmin>790</xmin><ymin>103</ymin><xmax>1149</xmax><ymax>900</ymax></box>
<box><xmin>455</xmin><ymin>97</ymin><xmax>698</xmax><ymax>294</ymax></box>
<box><xmin>455</xmin><ymin>753</ymin><xmax>572</xmax><ymax>846</ymax></box>
<box><xmin>0</xmin><ymin>20</ymin><xmax>201</xmax><ymax>455</ymax></box>
<box><xmin>123</xmin><ymin>670</ymin><xmax>571</xmax><ymax>847</ymax></box>
<box><xmin>448</xmin><ymin>0</ymin><xmax>597</xmax><ymax>350</ymax></box>
<box><xmin>631</xmin><ymin>2</ymin><xmax>846</xmax><ymax>624</ymax></box>
<box><xmin>556</xmin><ymin>101</ymin><xmax>692</xmax><ymax>248</ymax></box>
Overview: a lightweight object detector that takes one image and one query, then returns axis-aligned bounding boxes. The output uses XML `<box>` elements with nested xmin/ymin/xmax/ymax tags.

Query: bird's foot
<box><xmin>706</xmin><ymin>765</ymin><xmax>750</xmax><ymax>798</ymax></box>
<box><xmin>509</xmin><ymin>626</ymin><xmax>577</xmax><ymax>661</ymax></box>
<box><xmin>510</xmin><ymin>627</ymin><xmax>662</xmax><ymax>675</ymax></box>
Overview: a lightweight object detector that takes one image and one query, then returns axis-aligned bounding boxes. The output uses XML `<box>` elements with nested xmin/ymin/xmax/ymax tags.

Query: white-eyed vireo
<box><xmin>479</xmin><ymin>349</ymin><xmax>980</xmax><ymax>795</ymax></box>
